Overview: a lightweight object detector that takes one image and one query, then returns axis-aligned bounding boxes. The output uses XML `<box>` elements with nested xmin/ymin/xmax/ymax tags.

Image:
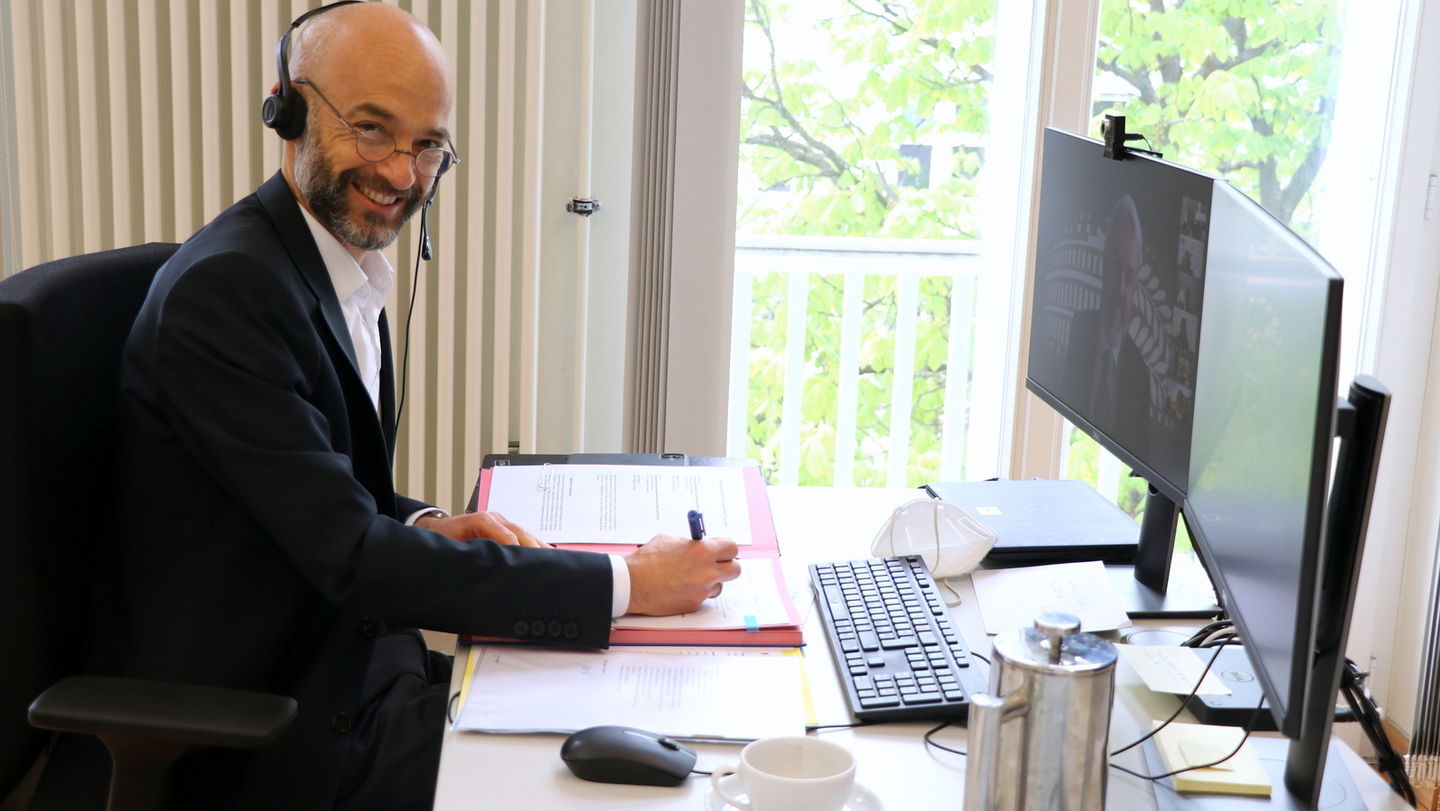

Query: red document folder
<box><xmin>464</xmin><ymin>464</ymin><xmax>804</xmax><ymax>648</ymax></box>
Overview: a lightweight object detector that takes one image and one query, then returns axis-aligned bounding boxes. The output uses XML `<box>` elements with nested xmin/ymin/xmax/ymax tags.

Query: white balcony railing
<box><xmin>727</xmin><ymin>234</ymin><xmax>1003</xmax><ymax>487</ymax></box>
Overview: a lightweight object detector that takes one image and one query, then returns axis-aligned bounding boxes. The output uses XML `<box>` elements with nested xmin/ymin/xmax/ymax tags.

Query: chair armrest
<box><xmin>28</xmin><ymin>675</ymin><xmax>297</xmax><ymax>750</ymax></box>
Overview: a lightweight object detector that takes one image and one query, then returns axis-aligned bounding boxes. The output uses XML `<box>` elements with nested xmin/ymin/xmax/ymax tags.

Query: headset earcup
<box><xmin>262</xmin><ymin>91</ymin><xmax>307</xmax><ymax>141</ymax></box>
<box><xmin>260</xmin><ymin>92</ymin><xmax>283</xmax><ymax>131</ymax></box>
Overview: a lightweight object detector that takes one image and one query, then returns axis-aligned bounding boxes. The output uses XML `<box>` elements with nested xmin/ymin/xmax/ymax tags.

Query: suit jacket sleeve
<box><xmin>134</xmin><ymin>248</ymin><xmax>612</xmax><ymax>647</ymax></box>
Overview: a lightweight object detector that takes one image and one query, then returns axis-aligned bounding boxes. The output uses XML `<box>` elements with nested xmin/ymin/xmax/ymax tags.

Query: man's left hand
<box><xmin>417</xmin><ymin>511</ymin><xmax>551</xmax><ymax>548</ymax></box>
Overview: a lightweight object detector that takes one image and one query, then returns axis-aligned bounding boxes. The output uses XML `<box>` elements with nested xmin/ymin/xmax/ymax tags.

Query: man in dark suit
<box><xmin>1082</xmin><ymin>195</ymin><xmax>1154</xmax><ymax>445</ymax></box>
<box><xmin>72</xmin><ymin>4</ymin><xmax>739</xmax><ymax>809</ymax></box>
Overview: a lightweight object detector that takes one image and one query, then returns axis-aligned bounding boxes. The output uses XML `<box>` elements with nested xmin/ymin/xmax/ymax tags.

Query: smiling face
<box><xmin>278</xmin><ymin>4</ymin><xmax>453</xmax><ymax>258</ymax></box>
<box><xmin>292</xmin><ymin>120</ymin><xmax>424</xmax><ymax>252</ymax></box>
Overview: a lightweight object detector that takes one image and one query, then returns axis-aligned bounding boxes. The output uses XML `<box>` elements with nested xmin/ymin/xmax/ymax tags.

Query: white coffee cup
<box><xmin>710</xmin><ymin>736</ymin><xmax>857</xmax><ymax>811</ymax></box>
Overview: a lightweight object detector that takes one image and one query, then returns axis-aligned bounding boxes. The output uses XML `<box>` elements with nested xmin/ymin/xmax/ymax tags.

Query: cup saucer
<box><xmin>705</xmin><ymin>774</ymin><xmax>883</xmax><ymax>810</ymax></box>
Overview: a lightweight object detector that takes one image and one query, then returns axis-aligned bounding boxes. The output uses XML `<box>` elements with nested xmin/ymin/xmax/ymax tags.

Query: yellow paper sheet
<box><xmin>1154</xmin><ymin>721</ymin><xmax>1271</xmax><ymax>797</ymax></box>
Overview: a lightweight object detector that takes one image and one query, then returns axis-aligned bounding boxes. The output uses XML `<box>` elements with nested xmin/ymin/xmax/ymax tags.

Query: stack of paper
<box><xmin>453</xmin><ymin>645</ymin><xmax>809</xmax><ymax>742</ymax></box>
<box><xmin>1153</xmin><ymin>722</ymin><xmax>1272</xmax><ymax>797</ymax></box>
<box><xmin>469</xmin><ymin>463</ymin><xmax>804</xmax><ymax>647</ymax></box>
<box><xmin>610</xmin><ymin>557</ymin><xmax>802</xmax><ymax>645</ymax></box>
<box><xmin>969</xmin><ymin>560</ymin><xmax>1131</xmax><ymax>634</ymax></box>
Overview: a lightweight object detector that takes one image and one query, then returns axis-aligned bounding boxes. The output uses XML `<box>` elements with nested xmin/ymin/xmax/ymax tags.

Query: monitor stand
<box><xmin>1108</xmin><ymin>562</ymin><xmax>1219</xmax><ymax>619</ymax></box>
<box><xmin>1115</xmin><ymin>486</ymin><xmax>1220</xmax><ymax>618</ymax></box>
<box><xmin>1142</xmin><ymin>737</ymin><xmax>1365</xmax><ymax>810</ymax></box>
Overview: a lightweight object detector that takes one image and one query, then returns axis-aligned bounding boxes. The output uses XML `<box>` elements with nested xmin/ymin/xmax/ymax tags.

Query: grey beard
<box><xmin>294</xmin><ymin>137</ymin><xmax>421</xmax><ymax>252</ymax></box>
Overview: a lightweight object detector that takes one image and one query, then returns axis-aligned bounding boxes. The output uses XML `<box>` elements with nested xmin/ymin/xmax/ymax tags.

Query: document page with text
<box><xmin>454</xmin><ymin>646</ymin><xmax>807</xmax><ymax>741</ymax></box>
<box><xmin>484</xmin><ymin>464</ymin><xmax>754</xmax><ymax>545</ymax></box>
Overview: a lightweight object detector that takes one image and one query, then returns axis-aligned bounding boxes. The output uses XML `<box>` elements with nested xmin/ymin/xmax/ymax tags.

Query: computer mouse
<box><xmin>559</xmin><ymin>725</ymin><xmax>697</xmax><ymax>786</ymax></box>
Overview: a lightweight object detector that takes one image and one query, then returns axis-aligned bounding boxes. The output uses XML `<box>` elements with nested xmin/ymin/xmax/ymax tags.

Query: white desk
<box><xmin>433</xmin><ymin>486</ymin><xmax>1405</xmax><ymax>809</ymax></box>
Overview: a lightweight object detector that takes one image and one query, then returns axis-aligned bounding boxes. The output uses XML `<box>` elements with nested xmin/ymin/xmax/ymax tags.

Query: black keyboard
<box><xmin>810</xmin><ymin>555</ymin><xmax>987</xmax><ymax>723</ymax></box>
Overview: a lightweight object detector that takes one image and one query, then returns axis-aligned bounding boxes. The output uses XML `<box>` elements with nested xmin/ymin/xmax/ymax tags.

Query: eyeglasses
<box><xmin>293</xmin><ymin>78</ymin><xmax>459</xmax><ymax>179</ymax></box>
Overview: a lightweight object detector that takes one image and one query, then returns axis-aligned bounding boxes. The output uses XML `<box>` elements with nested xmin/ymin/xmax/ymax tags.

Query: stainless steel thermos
<box><xmin>964</xmin><ymin>612</ymin><xmax>1118</xmax><ymax>810</ymax></box>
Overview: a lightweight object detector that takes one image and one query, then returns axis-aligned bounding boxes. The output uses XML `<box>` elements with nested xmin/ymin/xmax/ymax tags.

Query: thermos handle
<box><xmin>964</xmin><ymin>690</ymin><xmax>1026</xmax><ymax>810</ymax></box>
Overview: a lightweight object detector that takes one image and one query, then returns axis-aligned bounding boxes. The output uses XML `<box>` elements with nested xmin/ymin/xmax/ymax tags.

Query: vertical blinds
<box><xmin>1409</xmin><ymin>542</ymin><xmax>1440</xmax><ymax>791</ymax></box>
<box><xmin>1</xmin><ymin>0</ymin><xmax>544</xmax><ymax>513</ymax></box>
<box><xmin>625</xmin><ymin>0</ymin><xmax>678</xmax><ymax>453</ymax></box>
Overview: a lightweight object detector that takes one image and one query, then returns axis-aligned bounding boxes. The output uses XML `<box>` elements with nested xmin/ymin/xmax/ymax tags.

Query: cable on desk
<box><xmin>446</xmin><ymin>691</ymin><xmax>461</xmax><ymax>725</ymax></box>
<box><xmin>1109</xmin><ymin>642</ymin><xmax>1231</xmax><ymax>758</ymax></box>
<box><xmin>1197</xmin><ymin>631</ymin><xmax>1239</xmax><ymax>648</ymax></box>
<box><xmin>922</xmin><ymin>720</ymin><xmax>966</xmax><ymax>757</ymax></box>
<box><xmin>1180</xmin><ymin>617</ymin><xmax>1232</xmax><ymax>648</ymax></box>
<box><xmin>1108</xmin><ymin>700</ymin><xmax>1264</xmax><ymax>782</ymax></box>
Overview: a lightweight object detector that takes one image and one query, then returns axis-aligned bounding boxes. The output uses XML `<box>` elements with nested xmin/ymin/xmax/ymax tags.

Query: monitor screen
<box><xmin>1184</xmin><ymin>180</ymin><xmax>1342</xmax><ymax>738</ymax></box>
<box><xmin>1026</xmin><ymin>129</ymin><xmax>1213</xmax><ymax>502</ymax></box>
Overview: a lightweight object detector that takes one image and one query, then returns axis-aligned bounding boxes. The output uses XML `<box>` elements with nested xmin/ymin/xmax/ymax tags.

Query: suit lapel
<box><xmin>256</xmin><ymin>173</ymin><xmax>361</xmax><ymax>378</ymax></box>
<box><xmin>256</xmin><ymin>172</ymin><xmax>399</xmax><ymax>516</ymax></box>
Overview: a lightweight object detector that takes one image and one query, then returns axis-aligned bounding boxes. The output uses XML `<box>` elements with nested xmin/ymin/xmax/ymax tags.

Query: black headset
<box><xmin>260</xmin><ymin>1</ymin><xmax>364</xmax><ymax>140</ymax></box>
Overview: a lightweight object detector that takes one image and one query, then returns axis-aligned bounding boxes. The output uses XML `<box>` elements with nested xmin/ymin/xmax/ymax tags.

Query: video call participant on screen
<box><xmin>35</xmin><ymin>4</ymin><xmax>739</xmax><ymax>810</ymax></box>
<box><xmin>1084</xmin><ymin>194</ymin><xmax>1153</xmax><ymax>436</ymax></box>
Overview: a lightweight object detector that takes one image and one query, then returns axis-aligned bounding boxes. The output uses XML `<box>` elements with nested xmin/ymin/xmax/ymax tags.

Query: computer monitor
<box><xmin>1185</xmin><ymin>179</ymin><xmax>1342</xmax><ymax>740</ymax></box>
<box><xmin>1184</xmin><ymin>179</ymin><xmax>1390</xmax><ymax>805</ymax></box>
<box><xmin>1029</xmin><ymin>127</ymin><xmax>1392</xmax><ymax>805</ymax></box>
<box><xmin>1025</xmin><ymin>128</ymin><xmax>1213</xmax><ymax>611</ymax></box>
<box><xmin>1027</xmin><ymin>129</ymin><xmax>1209</xmax><ymax>501</ymax></box>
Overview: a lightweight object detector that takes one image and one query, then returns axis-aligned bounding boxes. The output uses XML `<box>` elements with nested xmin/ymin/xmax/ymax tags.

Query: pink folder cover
<box><xmin>466</xmin><ymin>464</ymin><xmax>802</xmax><ymax>647</ymax></box>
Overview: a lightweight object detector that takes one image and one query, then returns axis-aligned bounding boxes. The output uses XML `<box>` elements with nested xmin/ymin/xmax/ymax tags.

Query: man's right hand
<box><xmin>623</xmin><ymin>534</ymin><xmax>741</xmax><ymax>616</ymax></box>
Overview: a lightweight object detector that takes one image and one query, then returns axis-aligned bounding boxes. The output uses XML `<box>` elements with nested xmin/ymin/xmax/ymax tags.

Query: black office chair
<box><xmin>0</xmin><ymin>244</ymin><xmax>297</xmax><ymax>811</ymax></box>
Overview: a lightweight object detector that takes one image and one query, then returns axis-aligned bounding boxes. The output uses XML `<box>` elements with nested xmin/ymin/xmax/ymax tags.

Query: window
<box><xmin>1069</xmin><ymin>0</ymin><xmax>1401</xmax><ymax>515</ymax></box>
<box><xmin>728</xmin><ymin>0</ymin><xmax>1029</xmax><ymax>487</ymax></box>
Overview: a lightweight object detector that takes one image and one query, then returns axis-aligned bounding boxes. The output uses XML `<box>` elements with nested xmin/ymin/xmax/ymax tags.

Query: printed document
<box><xmin>1117</xmin><ymin>644</ymin><xmax>1230</xmax><ymax>695</ymax></box>
<box><xmin>454</xmin><ymin>646</ymin><xmax>807</xmax><ymax>742</ymax></box>
<box><xmin>485</xmin><ymin>464</ymin><xmax>753</xmax><ymax>545</ymax></box>
<box><xmin>970</xmin><ymin>560</ymin><xmax>1131</xmax><ymax>634</ymax></box>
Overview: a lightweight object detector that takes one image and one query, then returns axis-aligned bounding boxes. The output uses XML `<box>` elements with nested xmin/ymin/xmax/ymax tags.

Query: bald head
<box><xmin>290</xmin><ymin>3</ymin><xmax>452</xmax><ymax>118</ymax></box>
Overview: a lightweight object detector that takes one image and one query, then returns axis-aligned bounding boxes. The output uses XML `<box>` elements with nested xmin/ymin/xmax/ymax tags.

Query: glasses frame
<box><xmin>292</xmin><ymin>78</ymin><xmax>460</xmax><ymax>179</ymax></box>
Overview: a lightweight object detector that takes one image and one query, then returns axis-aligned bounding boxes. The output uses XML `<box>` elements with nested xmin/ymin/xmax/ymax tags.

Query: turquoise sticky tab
<box><xmin>744</xmin><ymin>615</ymin><xmax>759</xmax><ymax>632</ymax></box>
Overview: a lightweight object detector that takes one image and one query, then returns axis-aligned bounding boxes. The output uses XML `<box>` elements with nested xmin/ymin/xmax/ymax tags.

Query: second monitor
<box><xmin>1025</xmin><ymin>127</ymin><xmax>1214</xmax><ymax>614</ymax></box>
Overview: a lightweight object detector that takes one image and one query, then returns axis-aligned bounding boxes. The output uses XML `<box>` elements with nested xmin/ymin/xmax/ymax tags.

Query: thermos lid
<box><xmin>991</xmin><ymin>611</ymin><xmax>1117</xmax><ymax>674</ymax></box>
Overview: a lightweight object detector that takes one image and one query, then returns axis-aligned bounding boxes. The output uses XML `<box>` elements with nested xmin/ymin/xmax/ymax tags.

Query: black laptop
<box><xmin>923</xmin><ymin>478</ymin><xmax>1140</xmax><ymax>565</ymax></box>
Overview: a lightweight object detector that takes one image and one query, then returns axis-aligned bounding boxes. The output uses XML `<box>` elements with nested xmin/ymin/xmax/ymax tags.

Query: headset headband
<box><xmin>260</xmin><ymin>1</ymin><xmax>364</xmax><ymax>140</ymax></box>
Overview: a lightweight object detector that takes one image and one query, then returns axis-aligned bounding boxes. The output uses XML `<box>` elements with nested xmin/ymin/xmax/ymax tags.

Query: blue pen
<box><xmin>687</xmin><ymin>509</ymin><xmax>706</xmax><ymax>541</ymax></box>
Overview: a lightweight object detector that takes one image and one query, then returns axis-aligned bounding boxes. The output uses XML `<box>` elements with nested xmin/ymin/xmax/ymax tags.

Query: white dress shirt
<box><xmin>297</xmin><ymin>208</ymin><xmax>630</xmax><ymax>617</ymax></box>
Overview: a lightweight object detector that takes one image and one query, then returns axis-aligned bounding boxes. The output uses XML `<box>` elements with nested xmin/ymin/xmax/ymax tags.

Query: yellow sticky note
<box><xmin>1178</xmin><ymin>739</ymin><xmax>1238</xmax><ymax>770</ymax></box>
<box><xmin>1154</xmin><ymin>722</ymin><xmax>1272</xmax><ymax>797</ymax></box>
